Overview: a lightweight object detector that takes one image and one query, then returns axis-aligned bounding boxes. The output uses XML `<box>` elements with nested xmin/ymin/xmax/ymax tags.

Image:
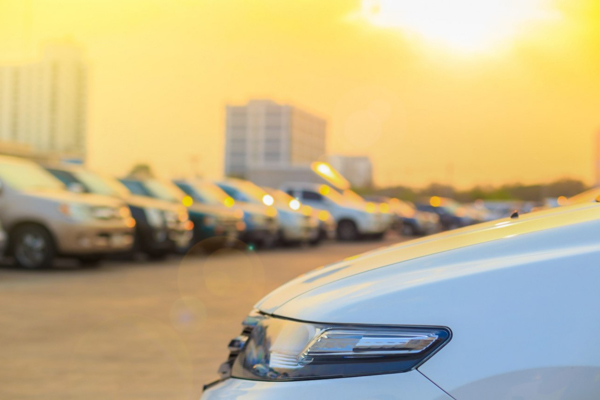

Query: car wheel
<box><xmin>12</xmin><ymin>225</ymin><xmax>56</xmax><ymax>269</ymax></box>
<box><xmin>309</xmin><ymin>230</ymin><xmax>325</xmax><ymax>246</ymax></box>
<box><xmin>337</xmin><ymin>220</ymin><xmax>359</xmax><ymax>241</ymax></box>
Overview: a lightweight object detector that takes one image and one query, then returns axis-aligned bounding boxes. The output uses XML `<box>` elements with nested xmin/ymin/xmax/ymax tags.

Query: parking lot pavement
<box><xmin>0</xmin><ymin>233</ymin><xmax>407</xmax><ymax>400</ymax></box>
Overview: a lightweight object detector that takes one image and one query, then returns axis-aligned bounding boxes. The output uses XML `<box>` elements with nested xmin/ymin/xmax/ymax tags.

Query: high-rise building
<box><xmin>0</xmin><ymin>41</ymin><xmax>88</xmax><ymax>160</ymax></box>
<box><xmin>327</xmin><ymin>155</ymin><xmax>374</xmax><ymax>188</ymax></box>
<box><xmin>224</xmin><ymin>99</ymin><xmax>326</xmax><ymax>177</ymax></box>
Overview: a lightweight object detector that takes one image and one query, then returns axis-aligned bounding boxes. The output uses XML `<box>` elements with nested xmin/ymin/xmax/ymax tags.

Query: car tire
<box><xmin>337</xmin><ymin>220</ymin><xmax>359</xmax><ymax>241</ymax></box>
<box><xmin>12</xmin><ymin>224</ymin><xmax>56</xmax><ymax>269</ymax></box>
<box><xmin>309</xmin><ymin>230</ymin><xmax>325</xmax><ymax>246</ymax></box>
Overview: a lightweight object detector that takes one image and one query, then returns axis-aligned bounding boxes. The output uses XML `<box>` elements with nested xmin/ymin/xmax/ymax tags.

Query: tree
<box><xmin>128</xmin><ymin>163</ymin><xmax>155</xmax><ymax>179</ymax></box>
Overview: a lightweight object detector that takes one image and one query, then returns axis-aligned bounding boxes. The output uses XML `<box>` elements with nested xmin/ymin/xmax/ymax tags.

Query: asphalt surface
<box><xmin>0</xmin><ymin>233</ymin><xmax>407</xmax><ymax>400</ymax></box>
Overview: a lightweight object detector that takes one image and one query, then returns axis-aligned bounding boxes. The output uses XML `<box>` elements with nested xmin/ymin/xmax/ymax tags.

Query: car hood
<box><xmin>235</xmin><ymin>202</ymin><xmax>270</xmax><ymax>216</ymax></box>
<box><xmin>23</xmin><ymin>188</ymin><xmax>125</xmax><ymax>207</ymax></box>
<box><xmin>125</xmin><ymin>194</ymin><xmax>182</xmax><ymax>212</ymax></box>
<box><xmin>187</xmin><ymin>203</ymin><xmax>238</xmax><ymax>219</ymax></box>
<box><xmin>256</xmin><ymin>202</ymin><xmax>600</xmax><ymax>324</ymax></box>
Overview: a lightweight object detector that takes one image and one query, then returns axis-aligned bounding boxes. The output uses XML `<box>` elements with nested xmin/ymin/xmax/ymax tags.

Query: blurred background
<box><xmin>2</xmin><ymin>0</ymin><xmax>600</xmax><ymax>398</ymax></box>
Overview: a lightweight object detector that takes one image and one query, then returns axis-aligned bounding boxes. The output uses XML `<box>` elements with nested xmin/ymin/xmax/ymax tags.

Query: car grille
<box><xmin>219</xmin><ymin>217</ymin><xmax>238</xmax><ymax>230</ymax></box>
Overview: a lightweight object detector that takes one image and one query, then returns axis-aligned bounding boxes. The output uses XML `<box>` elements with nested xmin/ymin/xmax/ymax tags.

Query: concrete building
<box><xmin>327</xmin><ymin>155</ymin><xmax>374</xmax><ymax>188</ymax></box>
<box><xmin>224</xmin><ymin>99</ymin><xmax>326</xmax><ymax>177</ymax></box>
<box><xmin>0</xmin><ymin>41</ymin><xmax>87</xmax><ymax>160</ymax></box>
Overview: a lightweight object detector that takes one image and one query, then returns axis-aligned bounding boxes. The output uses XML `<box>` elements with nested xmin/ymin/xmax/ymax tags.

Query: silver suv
<box><xmin>0</xmin><ymin>156</ymin><xmax>134</xmax><ymax>268</ymax></box>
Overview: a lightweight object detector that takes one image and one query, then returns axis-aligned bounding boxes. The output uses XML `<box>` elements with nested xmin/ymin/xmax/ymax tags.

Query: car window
<box><xmin>195</xmin><ymin>182</ymin><xmax>231</xmax><ymax>205</ymax></box>
<box><xmin>0</xmin><ymin>161</ymin><xmax>65</xmax><ymax>191</ymax></box>
<box><xmin>217</xmin><ymin>183</ymin><xmax>251</xmax><ymax>202</ymax></box>
<box><xmin>302</xmin><ymin>191</ymin><xmax>323</xmax><ymax>201</ymax></box>
<box><xmin>142</xmin><ymin>179</ymin><xmax>185</xmax><ymax>203</ymax></box>
<box><xmin>47</xmin><ymin>169</ymin><xmax>81</xmax><ymax>188</ymax></box>
<box><xmin>120</xmin><ymin>180</ymin><xmax>151</xmax><ymax>197</ymax></box>
<box><xmin>74</xmin><ymin>170</ymin><xmax>125</xmax><ymax>197</ymax></box>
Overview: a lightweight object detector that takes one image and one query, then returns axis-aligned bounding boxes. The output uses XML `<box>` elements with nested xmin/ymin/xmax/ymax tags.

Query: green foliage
<box><xmin>366</xmin><ymin>178</ymin><xmax>590</xmax><ymax>203</ymax></box>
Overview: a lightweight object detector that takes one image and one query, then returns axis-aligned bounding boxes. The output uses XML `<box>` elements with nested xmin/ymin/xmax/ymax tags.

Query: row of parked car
<box><xmin>0</xmin><ymin>154</ymin><xmax>506</xmax><ymax>269</ymax></box>
<box><xmin>0</xmin><ymin>155</ymin><xmax>411</xmax><ymax>269</ymax></box>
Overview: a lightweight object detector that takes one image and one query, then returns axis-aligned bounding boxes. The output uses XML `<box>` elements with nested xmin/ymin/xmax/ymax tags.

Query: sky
<box><xmin>1</xmin><ymin>0</ymin><xmax>600</xmax><ymax>188</ymax></box>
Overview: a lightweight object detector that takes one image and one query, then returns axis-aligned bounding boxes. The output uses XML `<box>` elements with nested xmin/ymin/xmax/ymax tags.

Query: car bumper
<box><xmin>280</xmin><ymin>222</ymin><xmax>312</xmax><ymax>242</ymax></box>
<box><xmin>358</xmin><ymin>218</ymin><xmax>388</xmax><ymax>234</ymax></box>
<box><xmin>55</xmin><ymin>220</ymin><xmax>134</xmax><ymax>255</ymax></box>
<box><xmin>201</xmin><ymin>372</ymin><xmax>452</xmax><ymax>400</ymax></box>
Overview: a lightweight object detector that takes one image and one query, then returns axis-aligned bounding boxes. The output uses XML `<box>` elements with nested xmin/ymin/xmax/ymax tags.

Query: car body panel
<box><xmin>256</xmin><ymin>203</ymin><xmax>598</xmax><ymax>313</ymax></box>
<box><xmin>0</xmin><ymin>186</ymin><xmax>134</xmax><ymax>255</ymax></box>
<box><xmin>244</xmin><ymin>203</ymin><xmax>600</xmax><ymax>398</ymax></box>
<box><xmin>202</xmin><ymin>371</ymin><xmax>452</xmax><ymax>400</ymax></box>
<box><xmin>281</xmin><ymin>183</ymin><xmax>387</xmax><ymax>236</ymax></box>
<box><xmin>46</xmin><ymin>165</ymin><xmax>191</xmax><ymax>254</ymax></box>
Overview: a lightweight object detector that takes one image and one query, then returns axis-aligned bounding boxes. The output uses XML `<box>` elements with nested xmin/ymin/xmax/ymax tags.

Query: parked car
<box><xmin>263</xmin><ymin>187</ymin><xmax>317</xmax><ymax>245</ymax></box>
<box><xmin>305</xmin><ymin>206</ymin><xmax>336</xmax><ymax>245</ymax></box>
<box><xmin>0</xmin><ymin>156</ymin><xmax>134</xmax><ymax>268</ymax></box>
<box><xmin>46</xmin><ymin>165</ymin><xmax>192</xmax><ymax>259</ymax></box>
<box><xmin>202</xmin><ymin>202</ymin><xmax>600</xmax><ymax>400</ymax></box>
<box><xmin>416</xmin><ymin>197</ymin><xmax>475</xmax><ymax>230</ymax></box>
<box><xmin>346</xmin><ymin>190</ymin><xmax>394</xmax><ymax>230</ymax></box>
<box><xmin>394</xmin><ymin>198</ymin><xmax>439</xmax><ymax>236</ymax></box>
<box><xmin>0</xmin><ymin>217</ymin><xmax>7</xmax><ymax>258</ymax></box>
<box><xmin>566</xmin><ymin>187</ymin><xmax>600</xmax><ymax>205</ymax></box>
<box><xmin>281</xmin><ymin>183</ymin><xmax>387</xmax><ymax>241</ymax></box>
<box><xmin>120</xmin><ymin>177</ymin><xmax>239</xmax><ymax>251</ymax></box>
<box><xmin>216</xmin><ymin>179</ymin><xmax>280</xmax><ymax>248</ymax></box>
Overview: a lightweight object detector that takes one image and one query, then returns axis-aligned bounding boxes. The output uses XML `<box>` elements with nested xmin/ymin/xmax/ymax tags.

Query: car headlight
<box><xmin>119</xmin><ymin>206</ymin><xmax>131</xmax><ymax>219</ymax></box>
<box><xmin>230</xmin><ymin>312</ymin><xmax>451</xmax><ymax>382</ymax></box>
<box><xmin>144</xmin><ymin>208</ymin><xmax>164</xmax><ymax>227</ymax></box>
<box><xmin>59</xmin><ymin>203</ymin><xmax>92</xmax><ymax>221</ymax></box>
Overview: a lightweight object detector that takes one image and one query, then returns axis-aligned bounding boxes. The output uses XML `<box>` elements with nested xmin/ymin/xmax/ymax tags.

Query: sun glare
<box><xmin>360</xmin><ymin>0</ymin><xmax>556</xmax><ymax>52</ymax></box>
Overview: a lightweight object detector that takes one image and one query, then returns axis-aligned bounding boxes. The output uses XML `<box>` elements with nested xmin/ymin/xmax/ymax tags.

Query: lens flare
<box><xmin>359</xmin><ymin>0</ymin><xmax>557</xmax><ymax>52</ymax></box>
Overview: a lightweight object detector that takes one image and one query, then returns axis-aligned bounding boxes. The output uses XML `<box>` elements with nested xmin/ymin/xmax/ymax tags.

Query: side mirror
<box><xmin>67</xmin><ymin>182</ymin><xmax>86</xmax><ymax>194</ymax></box>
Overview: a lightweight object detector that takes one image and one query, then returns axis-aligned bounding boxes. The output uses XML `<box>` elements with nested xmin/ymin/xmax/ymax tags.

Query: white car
<box><xmin>281</xmin><ymin>182</ymin><xmax>387</xmax><ymax>241</ymax></box>
<box><xmin>202</xmin><ymin>202</ymin><xmax>600</xmax><ymax>399</ymax></box>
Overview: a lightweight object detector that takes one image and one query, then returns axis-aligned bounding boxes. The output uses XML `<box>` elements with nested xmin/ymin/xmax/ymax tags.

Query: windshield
<box><xmin>74</xmin><ymin>170</ymin><xmax>130</xmax><ymax>198</ymax></box>
<box><xmin>144</xmin><ymin>179</ymin><xmax>186</xmax><ymax>203</ymax></box>
<box><xmin>0</xmin><ymin>160</ymin><xmax>65</xmax><ymax>191</ymax></box>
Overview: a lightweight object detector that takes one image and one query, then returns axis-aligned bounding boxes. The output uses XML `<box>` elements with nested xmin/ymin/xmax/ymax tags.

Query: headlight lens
<box><xmin>59</xmin><ymin>203</ymin><xmax>91</xmax><ymax>221</ymax></box>
<box><xmin>144</xmin><ymin>208</ymin><xmax>164</xmax><ymax>227</ymax></box>
<box><xmin>231</xmin><ymin>313</ymin><xmax>450</xmax><ymax>381</ymax></box>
